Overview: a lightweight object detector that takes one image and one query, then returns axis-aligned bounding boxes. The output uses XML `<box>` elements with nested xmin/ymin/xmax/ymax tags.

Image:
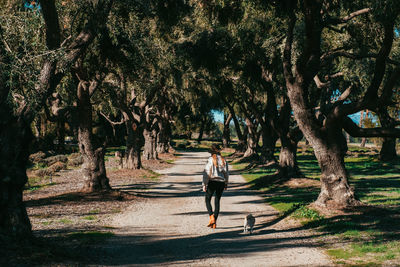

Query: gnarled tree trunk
<box><xmin>378</xmin><ymin>109</ymin><xmax>397</xmax><ymax>161</ymax></box>
<box><xmin>259</xmin><ymin>125</ymin><xmax>277</xmax><ymax>165</ymax></box>
<box><xmin>125</xmin><ymin>120</ymin><xmax>143</xmax><ymax>169</ymax></box>
<box><xmin>314</xmin><ymin>133</ymin><xmax>356</xmax><ymax>207</ymax></box>
<box><xmin>143</xmin><ymin>128</ymin><xmax>158</xmax><ymax>160</ymax></box>
<box><xmin>288</xmin><ymin>84</ymin><xmax>357</xmax><ymax>207</ymax></box>
<box><xmin>243</xmin><ymin>118</ymin><xmax>259</xmax><ymax>159</ymax></box>
<box><xmin>77</xmin><ymin>81</ymin><xmax>110</xmax><ymax>192</ymax></box>
<box><xmin>156</xmin><ymin>119</ymin><xmax>171</xmax><ymax>153</ymax></box>
<box><xmin>279</xmin><ymin>133</ymin><xmax>302</xmax><ymax>178</ymax></box>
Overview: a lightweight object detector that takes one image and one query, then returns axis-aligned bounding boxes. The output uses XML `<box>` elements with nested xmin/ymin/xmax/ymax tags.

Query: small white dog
<box><xmin>243</xmin><ymin>214</ymin><xmax>255</xmax><ymax>234</ymax></box>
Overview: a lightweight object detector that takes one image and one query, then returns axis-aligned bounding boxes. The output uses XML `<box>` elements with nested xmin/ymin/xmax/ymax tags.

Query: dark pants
<box><xmin>205</xmin><ymin>180</ymin><xmax>225</xmax><ymax>219</ymax></box>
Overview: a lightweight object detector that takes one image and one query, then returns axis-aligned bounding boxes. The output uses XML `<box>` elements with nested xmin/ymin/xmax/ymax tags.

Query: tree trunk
<box><xmin>243</xmin><ymin>118</ymin><xmax>259</xmax><ymax>159</ymax></box>
<box><xmin>156</xmin><ymin>120</ymin><xmax>171</xmax><ymax>153</ymax></box>
<box><xmin>235</xmin><ymin>125</ymin><xmax>248</xmax><ymax>153</ymax></box>
<box><xmin>315</xmin><ymin>144</ymin><xmax>356</xmax><ymax>207</ymax></box>
<box><xmin>222</xmin><ymin>112</ymin><xmax>232</xmax><ymax>148</ymax></box>
<box><xmin>286</xmin><ymin>83</ymin><xmax>358</xmax><ymax>207</ymax></box>
<box><xmin>378</xmin><ymin>109</ymin><xmax>397</xmax><ymax>161</ymax></box>
<box><xmin>77</xmin><ymin>83</ymin><xmax>110</xmax><ymax>192</ymax></box>
<box><xmin>197</xmin><ymin>119</ymin><xmax>205</xmax><ymax>143</ymax></box>
<box><xmin>360</xmin><ymin>110</ymin><xmax>368</xmax><ymax>147</ymax></box>
<box><xmin>125</xmin><ymin>120</ymin><xmax>143</xmax><ymax>169</ymax></box>
<box><xmin>259</xmin><ymin>125</ymin><xmax>277</xmax><ymax>165</ymax></box>
<box><xmin>226</xmin><ymin>103</ymin><xmax>246</xmax><ymax>153</ymax></box>
<box><xmin>380</xmin><ymin>138</ymin><xmax>397</xmax><ymax>161</ymax></box>
<box><xmin>143</xmin><ymin>128</ymin><xmax>157</xmax><ymax>160</ymax></box>
<box><xmin>33</xmin><ymin>116</ymin><xmax>41</xmax><ymax>139</ymax></box>
<box><xmin>125</xmin><ymin>145</ymin><xmax>142</xmax><ymax>169</ymax></box>
<box><xmin>0</xmin><ymin>33</ymin><xmax>33</xmax><ymax>238</ymax></box>
<box><xmin>0</xmin><ymin>117</ymin><xmax>33</xmax><ymax>239</ymax></box>
<box><xmin>56</xmin><ymin>120</ymin><xmax>65</xmax><ymax>152</ymax></box>
<box><xmin>279</xmin><ymin>135</ymin><xmax>302</xmax><ymax>178</ymax></box>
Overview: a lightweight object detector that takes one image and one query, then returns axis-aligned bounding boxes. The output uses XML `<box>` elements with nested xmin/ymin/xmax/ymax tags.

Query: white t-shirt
<box><xmin>202</xmin><ymin>155</ymin><xmax>229</xmax><ymax>186</ymax></box>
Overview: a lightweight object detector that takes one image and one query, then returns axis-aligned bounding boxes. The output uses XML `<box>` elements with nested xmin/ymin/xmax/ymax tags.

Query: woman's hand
<box><xmin>202</xmin><ymin>185</ymin><xmax>207</xmax><ymax>192</ymax></box>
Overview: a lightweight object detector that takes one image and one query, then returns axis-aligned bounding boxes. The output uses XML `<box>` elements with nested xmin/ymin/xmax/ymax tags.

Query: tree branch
<box><xmin>343</xmin><ymin>117</ymin><xmax>400</xmax><ymax>137</ymax></box>
<box><xmin>379</xmin><ymin>66</ymin><xmax>400</xmax><ymax>104</ymax></box>
<box><xmin>336</xmin><ymin>84</ymin><xmax>353</xmax><ymax>102</ymax></box>
<box><xmin>325</xmin><ymin>8</ymin><xmax>371</xmax><ymax>25</ymax></box>
<box><xmin>283</xmin><ymin>9</ymin><xmax>296</xmax><ymax>85</ymax></box>
<box><xmin>99</xmin><ymin>111</ymin><xmax>125</xmax><ymax>126</ymax></box>
<box><xmin>320</xmin><ymin>51</ymin><xmax>400</xmax><ymax>66</ymax></box>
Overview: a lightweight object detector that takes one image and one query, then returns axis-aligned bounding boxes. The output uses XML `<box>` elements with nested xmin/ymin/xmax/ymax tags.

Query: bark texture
<box><xmin>259</xmin><ymin>126</ymin><xmax>277</xmax><ymax>165</ymax></box>
<box><xmin>77</xmin><ymin>81</ymin><xmax>111</xmax><ymax>192</ymax></box>
<box><xmin>282</xmin><ymin>3</ymin><xmax>358</xmax><ymax>207</ymax></box>
<box><xmin>124</xmin><ymin>115</ymin><xmax>143</xmax><ymax>169</ymax></box>
<box><xmin>243</xmin><ymin>118</ymin><xmax>259</xmax><ymax>159</ymax></box>
<box><xmin>378</xmin><ymin>109</ymin><xmax>397</xmax><ymax>161</ymax></box>
<box><xmin>143</xmin><ymin>128</ymin><xmax>158</xmax><ymax>160</ymax></box>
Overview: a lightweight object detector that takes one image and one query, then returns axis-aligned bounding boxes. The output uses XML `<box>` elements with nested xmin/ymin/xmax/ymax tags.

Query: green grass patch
<box><xmin>143</xmin><ymin>169</ymin><xmax>161</xmax><ymax>180</ymax></box>
<box><xmin>32</xmin><ymin>162</ymin><xmax>47</xmax><ymax>170</ymax></box>
<box><xmin>58</xmin><ymin>218</ymin><xmax>73</xmax><ymax>224</ymax></box>
<box><xmin>292</xmin><ymin>205</ymin><xmax>323</xmax><ymax>221</ymax></box>
<box><xmin>111</xmin><ymin>208</ymin><xmax>121</xmax><ymax>213</ymax></box>
<box><xmin>89</xmin><ymin>209</ymin><xmax>100</xmax><ymax>214</ymax></box>
<box><xmin>41</xmin><ymin>220</ymin><xmax>53</xmax><ymax>226</ymax></box>
<box><xmin>327</xmin><ymin>248</ymin><xmax>353</xmax><ymax>260</ymax></box>
<box><xmin>25</xmin><ymin>182</ymin><xmax>56</xmax><ymax>192</ymax></box>
<box><xmin>342</xmin><ymin>230</ymin><xmax>362</xmax><ymax>239</ymax></box>
<box><xmin>352</xmin><ymin>242</ymin><xmax>388</xmax><ymax>254</ymax></box>
<box><xmin>83</xmin><ymin>215</ymin><xmax>97</xmax><ymax>221</ymax></box>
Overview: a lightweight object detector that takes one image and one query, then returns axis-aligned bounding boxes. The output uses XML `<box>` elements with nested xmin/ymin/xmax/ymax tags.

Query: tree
<box><xmin>281</xmin><ymin>0</ymin><xmax>400</xmax><ymax>208</ymax></box>
<box><xmin>0</xmin><ymin>0</ymin><xmax>112</xmax><ymax>238</ymax></box>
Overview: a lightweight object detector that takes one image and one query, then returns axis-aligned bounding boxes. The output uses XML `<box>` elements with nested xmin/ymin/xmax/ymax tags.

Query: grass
<box><xmin>143</xmin><ymin>169</ymin><xmax>161</xmax><ymax>180</ymax></box>
<box><xmin>230</xmin><ymin>143</ymin><xmax>400</xmax><ymax>266</ymax></box>
<box><xmin>83</xmin><ymin>215</ymin><xmax>97</xmax><ymax>221</ymax></box>
<box><xmin>58</xmin><ymin>218</ymin><xmax>73</xmax><ymax>224</ymax></box>
<box><xmin>89</xmin><ymin>209</ymin><xmax>100</xmax><ymax>214</ymax></box>
<box><xmin>25</xmin><ymin>182</ymin><xmax>56</xmax><ymax>192</ymax></box>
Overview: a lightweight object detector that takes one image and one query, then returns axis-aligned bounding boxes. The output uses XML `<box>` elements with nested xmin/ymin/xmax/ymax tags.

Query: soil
<box><xmin>13</xmin><ymin>151</ymin><xmax>333</xmax><ymax>266</ymax></box>
<box><xmin>97</xmin><ymin>151</ymin><xmax>334</xmax><ymax>266</ymax></box>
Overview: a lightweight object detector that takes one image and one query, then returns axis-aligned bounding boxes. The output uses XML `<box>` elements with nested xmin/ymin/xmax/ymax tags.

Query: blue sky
<box><xmin>212</xmin><ymin>110</ymin><xmax>224</xmax><ymax>122</ymax></box>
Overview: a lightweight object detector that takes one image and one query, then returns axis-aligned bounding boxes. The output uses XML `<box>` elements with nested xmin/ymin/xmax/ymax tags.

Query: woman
<box><xmin>202</xmin><ymin>144</ymin><xmax>229</xmax><ymax>229</ymax></box>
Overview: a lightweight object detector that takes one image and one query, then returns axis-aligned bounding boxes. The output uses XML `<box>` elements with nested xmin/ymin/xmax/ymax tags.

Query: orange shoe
<box><xmin>212</xmin><ymin>222</ymin><xmax>216</xmax><ymax>229</ymax></box>
<box><xmin>207</xmin><ymin>215</ymin><xmax>215</xmax><ymax>227</ymax></box>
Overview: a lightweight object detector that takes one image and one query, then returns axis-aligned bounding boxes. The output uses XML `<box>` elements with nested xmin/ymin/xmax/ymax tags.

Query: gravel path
<box><xmin>97</xmin><ymin>151</ymin><xmax>333</xmax><ymax>266</ymax></box>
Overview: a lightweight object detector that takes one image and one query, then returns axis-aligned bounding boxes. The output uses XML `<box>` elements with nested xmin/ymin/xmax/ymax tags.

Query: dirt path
<box><xmin>97</xmin><ymin>151</ymin><xmax>333</xmax><ymax>266</ymax></box>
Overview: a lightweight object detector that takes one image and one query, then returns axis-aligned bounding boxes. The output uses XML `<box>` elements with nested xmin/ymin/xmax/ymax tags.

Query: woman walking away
<box><xmin>202</xmin><ymin>144</ymin><xmax>229</xmax><ymax>229</ymax></box>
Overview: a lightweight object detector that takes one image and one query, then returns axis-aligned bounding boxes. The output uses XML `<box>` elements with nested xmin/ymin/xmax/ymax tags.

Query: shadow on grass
<box><xmin>234</xmin><ymin>151</ymin><xmax>400</xmax><ymax>258</ymax></box>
